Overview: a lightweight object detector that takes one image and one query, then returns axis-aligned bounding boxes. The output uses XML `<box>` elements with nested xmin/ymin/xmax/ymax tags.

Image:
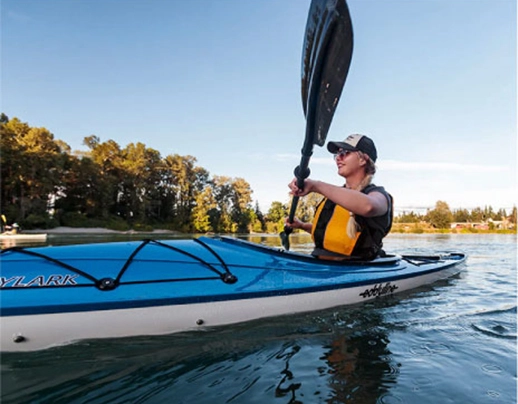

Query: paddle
<box><xmin>280</xmin><ymin>0</ymin><xmax>354</xmax><ymax>250</ymax></box>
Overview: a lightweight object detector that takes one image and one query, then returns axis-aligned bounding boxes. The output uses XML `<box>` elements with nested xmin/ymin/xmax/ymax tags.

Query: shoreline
<box><xmin>22</xmin><ymin>227</ymin><xmax>516</xmax><ymax>236</ymax></box>
<box><xmin>24</xmin><ymin>227</ymin><xmax>182</xmax><ymax>235</ymax></box>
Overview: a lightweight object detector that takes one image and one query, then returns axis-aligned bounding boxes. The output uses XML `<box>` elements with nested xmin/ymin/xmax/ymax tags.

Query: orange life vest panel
<box><xmin>311</xmin><ymin>198</ymin><xmax>360</xmax><ymax>256</ymax></box>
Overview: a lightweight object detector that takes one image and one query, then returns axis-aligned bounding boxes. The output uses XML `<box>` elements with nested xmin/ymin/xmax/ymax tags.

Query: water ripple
<box><xmin>471</xmin><ymin>323</ymin><xmax>516</xmax><ymax>339</ymax></box>
<box><xmin>486</xmin><ymin>390</ymin><xmax>501</xmax><ymax>398</ymax></box>
<box><xmin>409</xmin><ymin>343</ymin><xmax>451</xmax><ymax>356</ymax></box>
<box><xmin>377</xmin><ymin>393</ymin><xmax>404</xmax><ymax>404</ymax></box>
<box><xmin>411</xmin><ymin>376</ymin><xmax>435</xmax><ymax>391</ymax></box>
<box><xmin>481</xmin><ymin>364</ymin><xmax>503</xmax><ymax>374</ymax></box>
<box><xmin>470</xmin><ymin>307</ymin><xmax>517</xmax><ymax>340</ymax></box>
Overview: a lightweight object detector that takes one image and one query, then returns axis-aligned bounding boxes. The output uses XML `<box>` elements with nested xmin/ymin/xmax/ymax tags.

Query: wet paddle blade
<box><xmin>280</xmin><ymin>227</ymin><xmax>292</xmax><ymax>251</ymax></box>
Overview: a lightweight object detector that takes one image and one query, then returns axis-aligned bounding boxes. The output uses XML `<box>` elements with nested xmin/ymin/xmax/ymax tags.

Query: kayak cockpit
<box><xmin>210</xmin><ymin>236</ymin><xmax>402</xmax><ymax>266</ymax></box>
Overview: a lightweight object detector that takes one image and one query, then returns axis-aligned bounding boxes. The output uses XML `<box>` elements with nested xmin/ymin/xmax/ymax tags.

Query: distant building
<box><xmin>450</xmin><ymin>222</ymin><xmax>489</xmax><ymax>230</ymax></box>
<box><xmin>451</xmin><ymin>218</ymin><xmax>514</xmax><ymax>230</ymax></box>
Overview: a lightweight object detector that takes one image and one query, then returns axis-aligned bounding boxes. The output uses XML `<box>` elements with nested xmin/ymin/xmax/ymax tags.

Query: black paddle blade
<box><xmin>301</xmin><ymin>0</ymin><xmax>354</xmax><ymax>147</ymax></box>
<box><xmin>280</xmin><ymin>226</ymin><xmax>293</xmax><ymax>250</ymax></box>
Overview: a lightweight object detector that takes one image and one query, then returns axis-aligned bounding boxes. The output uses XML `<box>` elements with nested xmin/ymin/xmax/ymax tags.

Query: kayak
<box><xmin>0</xmin><ymin>236</ymin><xmax>466</xmax><ymax>352</ymax></box>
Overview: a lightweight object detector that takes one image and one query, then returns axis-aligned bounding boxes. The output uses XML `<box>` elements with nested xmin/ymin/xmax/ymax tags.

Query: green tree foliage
<box><xmin>452</xmin><ymin>208</ymin><xmax>470</xmax><ymax>222</ymax></box>
<box><xmin>229</xmin><ymin>177</ymin><xmax>253</xmax><ymax>233</ymax></box>
<box><xmin>1</xmin><ymin>117</ymin><xmax>68</xmax><ymax>222</ymax></box>
<box><xmin>394</xmin><ymin>210</ymin><xmax>423</xmax><ymax>223</ymax></box>
<box><xmin>510</xmin><ymin>206</ymin><xmax>517</xmax><ymax>225</ymax></box>
<box><xmin>263</xmin><ymin>194</ymin><xmax>321</xmax><ymax>234</ymax></box>
<box><xmin>161</xmin><ymin>154</ymin><xmax>210</xmax><ymax>231</ymax></box>
<box><xmin>265</xmin><ymin>201</ymin><xmax>288</xmax><ymax>233</ymax></box>
<box><xmin>0</xmin><ymin>117</ymin><xmax>28</xmax><ymax>219</ymax></box>
<box><xmin>208</xmin><ymin>176</ymin><xmax>254</xmax><ymax>233</ymax></box>
<box><xmin>251</xmin><ymin>201</ymin><xmax>266</xmax><ymax>233</ymax></box>
<box><xmin>192</xmin><ymin>185</ymin><xmax>217</xmax><ymax>233</ymax></box>
<box><xmin>295</xmin><ymin>193</ymin><xmax>322</xmax><ymax>224</ymax></box>
<box><xmin>0</xmin><ymin>115</ymin><xmax>257</xmax><ymax>232</ymax></box>
<box><xmin>425</xmin><ymin>201</ymin><xmax>454</xmax><ymax>229</ymax></box>
<box><xmin>55</xmin><ymin>155</ymin><xmax>102</xmax><ymax>219</ymax></box>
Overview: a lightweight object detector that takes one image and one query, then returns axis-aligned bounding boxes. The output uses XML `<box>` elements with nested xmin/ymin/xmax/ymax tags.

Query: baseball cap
<box><xmin>327</xmin><ymin>134</ymin><xmax>377</xmax><ymax>162</ymax></box>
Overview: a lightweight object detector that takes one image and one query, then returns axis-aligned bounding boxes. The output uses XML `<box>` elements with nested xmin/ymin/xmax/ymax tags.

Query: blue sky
<box><xmin>2</xmin><ymin>0</ymin><xmax>516</xmax><ymax>213</ymax></box>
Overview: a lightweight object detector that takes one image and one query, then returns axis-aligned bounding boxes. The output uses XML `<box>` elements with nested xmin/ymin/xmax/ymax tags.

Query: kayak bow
<box><xmin>0</xmin><ymin>237</ymin><xmax>466</xmax><ymax>351</ymax></box>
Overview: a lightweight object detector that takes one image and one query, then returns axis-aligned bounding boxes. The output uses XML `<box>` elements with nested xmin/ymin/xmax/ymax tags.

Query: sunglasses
<box><xmin>333</xmin><ymin>149</ymin><xmax>357</xmax><ymax>160</ymax></box>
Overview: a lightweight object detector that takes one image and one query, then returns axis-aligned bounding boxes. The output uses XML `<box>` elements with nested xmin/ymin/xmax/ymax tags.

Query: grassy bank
<box><xmin>391</xmin><ymin>223</ymin><xmax>516</xmax><ymax>235</ymax></box>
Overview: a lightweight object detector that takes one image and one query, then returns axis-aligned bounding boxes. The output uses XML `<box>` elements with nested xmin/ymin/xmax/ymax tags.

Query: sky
<box><xmin>2</xmin><ymin>0</ymin><xmax>517</xmax><ymax>214</ymax></box>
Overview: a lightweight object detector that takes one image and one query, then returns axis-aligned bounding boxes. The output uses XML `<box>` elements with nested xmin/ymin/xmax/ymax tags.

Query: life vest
<box><xmin>311</xmin><ymin>184</ymin><xmax>393</xmax><ymax>260</ymax></box>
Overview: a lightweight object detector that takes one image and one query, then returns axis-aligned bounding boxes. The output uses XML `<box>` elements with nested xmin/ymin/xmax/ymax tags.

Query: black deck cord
<box><xmin>0</xmin><ymin>247</ymin><xmax>100</xmax><ymax>284</ymax></box>
<box><xmin>110</xmin><ymin>238</ymin><xmax>219</xmax><ymax>288</ymax></box>
<box><xmin>193</xmin><ymin>237</ymin><xmax>237</xmax><ymax>284</ymax></box>
<box><xmin>1</xmin><ymin>238</ymin><xmax>238</xmax><ymax>291</ymax></box>
<box><xmin>107</xmin><ymin>239</ymin><xmax>153</xmax><ymax>290</ymax></box>
<box><xmin>149</xmin><ymin>239</ymin><xmax>238</xmax><ymax>284</ymax></box>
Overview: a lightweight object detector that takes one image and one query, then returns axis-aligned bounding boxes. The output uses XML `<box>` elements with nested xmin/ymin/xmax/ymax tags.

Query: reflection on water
<box><xmin>1</xmin><ymin>237</ymin><xmax>47</xmax><ymax>249</ymax></box>
<box><xmin>0</xmin><ymin>233</ymin><xmax>516</xmax><ymax>404</ymax></box>
<box><xmin>324</xmin><ymin>328</ymin><xmax>395</xmax><ymax>402</ymax></box>
<box><xmin>1</xmin><ymin>303</ymin><xmax>401</xmax><ymax>404</ymax></box>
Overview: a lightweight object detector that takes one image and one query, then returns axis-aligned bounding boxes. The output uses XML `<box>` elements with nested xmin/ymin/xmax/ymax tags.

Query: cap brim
<box><xmin>327</xmin><ymin>141</ymin><xmax>357</xmax><ymax>154</ymax></box>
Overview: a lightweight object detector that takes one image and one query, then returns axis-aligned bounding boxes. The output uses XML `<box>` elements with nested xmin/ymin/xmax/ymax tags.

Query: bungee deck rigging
<box><xmin>1</xmin><ymin>237</ymin><xmax>239</xmax><ymax>290</ymax></box>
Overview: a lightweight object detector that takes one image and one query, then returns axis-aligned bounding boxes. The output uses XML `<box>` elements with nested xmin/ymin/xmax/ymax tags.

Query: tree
<box><xmin>425</xmin><ymin>201</ymin><xmax>453</xmax><ymax>229</ymax></box>
<box><xmin>1</xmin><ymin>119</ymin><xmax>68</xmax><ymax>222</ymax></box>
<box><xmin>251</xmin><ymin>201</ymin><xmax>266</xmax><ymax>233</ymax></box>
<box><xmin>0</xmin><ymin>116</ymin><xmax>27</xmax><ymax>219</ymax></box>
<box><xmin>510</xmin><ymin>206</ymin><xmax>517</xmax><ymax>226</ymax></box>
<box><xmin>192</xmin><ymin>185</ymin><xmax>217</xmax><ymax>233</ymax></box>
<box><xmin>469</xmin><ymin>207</ymin><xmax>484</xmax><ymax>222</ymax></box>
<box><xmin>54</xmin><ymin>155</ymin><xmax>101</xmax><ymax>218</ymax></box>
<box><xmin>162</xmin><ymin>154</ymin><xmax>209</xmax><ymax>231</ymax></box>
<box><xmin>20</xmin><ymin>127</ymin><xmax>65</xmax><ymax>216</ymax></box>
<box><xmin>395</xmin><ymin>210</ymin><xmax>423</xmax><ymax>223</ymax></box>
<box><xmin>120</xmin><ymin>142</ymin><xmax>162</xmax><ymax>222</ymax></box>
<box><xmin>266</xmin><ymin>201</ymin><xmax>288</xmax><ymax>233</ymax></box>
<box><xmin>453</xmin><ymin>208</ymin><xmax>470</xmax><ymax>223</ymax></box>
<box><xmin>295</xmin><ymin>193</ymin><xmax>322</xmax><ymax>224</ymax></box>
<box><xmin>229</xmin><ymin>177</ymin><xmax>253</xmax><ymax>233</ymax></box>
<box><xmin>209</xmin><ymin>176</ymin><xmax>253</xmax><ymax>233</ymax></box>
<box><xmin>83</xmin><ymin>137</ymin><xmax>123</xmax><ymax>219</ymax></box>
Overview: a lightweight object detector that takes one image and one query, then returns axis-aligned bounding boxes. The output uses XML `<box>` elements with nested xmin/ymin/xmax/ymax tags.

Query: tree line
<box><xmin>1</xmin><ymin>114</ymin><xmax>271</xmax><ymax>232</ymax></box>
<box><xmin>1</xmin><ymin>114</ymin><xmax>515</xmax><ymax>234</ymax></box>
<box><xmin>395</xmin><ymin>201</ymin><xmax>517</xmax><ymax>230</ymax></box>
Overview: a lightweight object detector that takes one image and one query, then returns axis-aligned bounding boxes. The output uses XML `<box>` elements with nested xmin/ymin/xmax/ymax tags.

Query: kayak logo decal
<box><xmin>359</xmin><ymin>282</ymin><xmax>398</xmax><ymax>298</ymax></box>
<box><xmin>1</xmin><ymin>274</ymin><xmax>79</xmax><ymax>288</ymax></box>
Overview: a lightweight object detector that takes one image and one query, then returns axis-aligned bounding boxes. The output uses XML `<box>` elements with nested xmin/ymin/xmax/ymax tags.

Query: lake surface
<box><xmin>1</xmin><ymin>233</ymin><xmax>516</xmax><ymax>403</ymax></box>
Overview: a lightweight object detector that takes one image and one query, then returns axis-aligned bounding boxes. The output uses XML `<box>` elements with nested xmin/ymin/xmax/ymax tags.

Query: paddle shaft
<box><xmin>286</xmin><ymin>11</ymin><xmax>331</xmax><ymax>225</ymax></box>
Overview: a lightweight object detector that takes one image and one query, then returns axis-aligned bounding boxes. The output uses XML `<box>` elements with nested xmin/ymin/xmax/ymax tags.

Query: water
<box><xmin>1</xmin><ymin>233</ymin><xmax>516</xmax><ymax>403</ymax></box>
